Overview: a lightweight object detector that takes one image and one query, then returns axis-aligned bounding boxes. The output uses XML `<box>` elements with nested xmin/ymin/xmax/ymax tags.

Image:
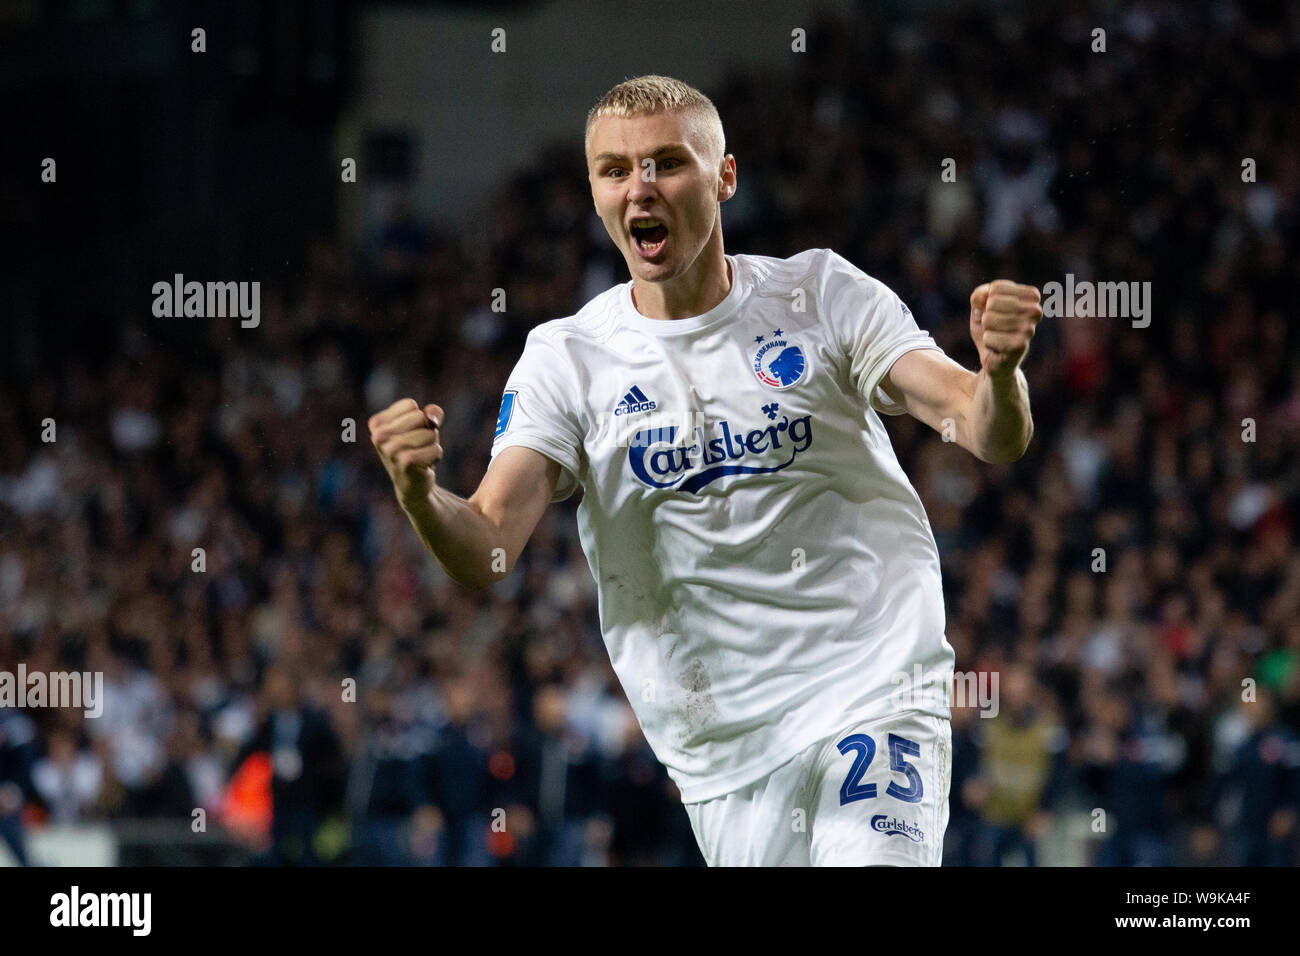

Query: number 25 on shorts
<box><xmin>836</xmin><ymin>733</ymin><xmax>924</xmax><ymax>806</ymax></box>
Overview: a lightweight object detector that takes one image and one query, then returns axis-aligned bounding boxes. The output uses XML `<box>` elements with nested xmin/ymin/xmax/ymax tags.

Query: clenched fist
<box><xmin>970</xmin><ymin>280</ymin><xmax>1043</xmax><ymax>378</ymax></box>
<box><xmin>369</xmin><ymin>398</ymin><xmax>445</xmax><ymax>508</ymax></box>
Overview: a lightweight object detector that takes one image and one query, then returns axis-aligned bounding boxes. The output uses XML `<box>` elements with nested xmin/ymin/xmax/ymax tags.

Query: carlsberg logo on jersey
<box><xmin>871</xmin><ymin>815</ymin><xmax>925</xmax><ymax>843</ymax></box>
<box><xmin>628</xmin><ymin>409</ymin><xmax>813</xmax><ymax>492</ymax></box>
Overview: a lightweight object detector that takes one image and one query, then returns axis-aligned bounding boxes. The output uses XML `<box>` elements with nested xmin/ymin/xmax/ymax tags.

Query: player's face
<box><xmin>587</xmin><ymin>111</ymin><xmax>732</xmax><ymax>284</ymax></box>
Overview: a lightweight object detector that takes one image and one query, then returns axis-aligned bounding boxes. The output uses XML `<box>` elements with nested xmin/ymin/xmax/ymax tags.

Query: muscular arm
<box><xmin>879</xmin><ymin>280</ymin><xmax>1041</xmax><ymax>464</ymax></box>
<box><xmin>369</xmin><ymin>398</ymin><xmax>560</xmax><ymax>589</ymax></box>
<box><xmin>880</xmin><ymin>349</ymin><xmax>1033</xmax><ymax>464</ymax></box>
<box><xmin>402</xmin><ymin>446</ymin><xmax>560</xmax><ymax>589</ymax></box>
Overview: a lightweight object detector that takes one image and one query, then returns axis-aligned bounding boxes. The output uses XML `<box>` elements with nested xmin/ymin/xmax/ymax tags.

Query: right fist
<box><xmin>369</xmin><ymin>398</ymin><xmax>444</xmax><ymax>507</ymax></box>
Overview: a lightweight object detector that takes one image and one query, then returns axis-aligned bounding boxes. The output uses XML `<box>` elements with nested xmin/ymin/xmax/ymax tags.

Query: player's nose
<box><xmin>625</xmin><ymin>172</ymin><xmax>659</xmax><ymax>203</ymax></box>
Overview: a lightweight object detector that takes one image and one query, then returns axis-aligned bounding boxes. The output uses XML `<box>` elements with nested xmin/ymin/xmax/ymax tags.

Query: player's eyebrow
<box><xmin>591</xmin><ymin>143</ymin><xmax>689</xmax><ymax>165</ymax></box>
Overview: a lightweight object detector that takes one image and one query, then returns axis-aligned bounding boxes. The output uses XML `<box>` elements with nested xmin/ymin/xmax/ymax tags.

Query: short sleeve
<box><xmin>819</xmin><ymin>250</ymin><xmax>943</xmax><ymax>416</ymax></box>
<box><xmin>489</xmin><ymin>327</ymin><xmax>584</xmax><ymax>501</ymax></box>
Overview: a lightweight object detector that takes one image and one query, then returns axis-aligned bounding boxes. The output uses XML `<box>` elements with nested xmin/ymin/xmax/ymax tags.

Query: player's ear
<box><xmin>718</xmin><ymin>154</ymin><xmax>737</xmax><ymax>201</ymax></box>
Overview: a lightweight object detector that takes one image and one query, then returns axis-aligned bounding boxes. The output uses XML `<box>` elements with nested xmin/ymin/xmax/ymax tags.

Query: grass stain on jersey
<box><xmin>678</xmin><ymin>659</ymin><xmax>717</xmax><ymax>737</ymax></box>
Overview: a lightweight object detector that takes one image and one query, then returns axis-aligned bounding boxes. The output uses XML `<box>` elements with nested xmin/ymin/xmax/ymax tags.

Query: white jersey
<box><xmin>490</xmin><ymin>248</ymin><xmax>955</xmax><ymax>802</ymax></box>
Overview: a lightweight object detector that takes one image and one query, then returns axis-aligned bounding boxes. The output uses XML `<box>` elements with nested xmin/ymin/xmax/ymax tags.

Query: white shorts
<box><xmin>683</xmin><ymin>711</ymin><xmax>951</xmax><ymax>866</ymax></box>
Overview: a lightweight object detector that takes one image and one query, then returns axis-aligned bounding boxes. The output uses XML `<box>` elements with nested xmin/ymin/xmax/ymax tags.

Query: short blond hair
<box><xmin>585</xmin><ymin>74</ymin><xmax>726</xmax><ymax>166</ymax></box>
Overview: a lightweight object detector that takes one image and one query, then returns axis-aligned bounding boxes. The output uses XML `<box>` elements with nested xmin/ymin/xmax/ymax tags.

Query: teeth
<box><xmin>632</xmin><ymin>218</ymin><xmax>661</xmax><ymax>229</ymax></box>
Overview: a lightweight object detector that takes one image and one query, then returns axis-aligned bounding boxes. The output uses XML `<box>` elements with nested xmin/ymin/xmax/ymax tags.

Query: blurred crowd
<box><xmin>2</xmin><ymin>0</ymin><xmax>1298</xmax><ymax>866</ymax></box>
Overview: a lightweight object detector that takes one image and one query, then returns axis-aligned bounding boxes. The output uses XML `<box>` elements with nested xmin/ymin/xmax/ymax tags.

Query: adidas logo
<box><xmin>614</xmin><ymin>385</ymin><xmax>657</xmax><ymax>416</ymax></box>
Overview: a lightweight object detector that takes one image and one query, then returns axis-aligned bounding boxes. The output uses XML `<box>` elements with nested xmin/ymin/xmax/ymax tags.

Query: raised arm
<box><xmin>369</xmin><ymin>398</ymin><xmax>560</xmax><ymax>589</ymax></box>
<box><xmin>879</xmin><ymin>280</ymin><xmax>1041</xmax><ymax>464</ymax></box>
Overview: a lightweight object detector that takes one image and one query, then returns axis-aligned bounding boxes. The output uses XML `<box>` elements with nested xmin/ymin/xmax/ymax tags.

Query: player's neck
<box><xmin>630</xmin><ymin>243</ymin><xmax>731</xmax><ymax>320</ymax></box>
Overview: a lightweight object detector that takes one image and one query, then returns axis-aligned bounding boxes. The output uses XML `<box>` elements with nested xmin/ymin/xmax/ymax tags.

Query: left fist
<box><xmin>970</xmin><ymin>280</ymin><xmax>1043</xmax><ymax>378</ymax></box>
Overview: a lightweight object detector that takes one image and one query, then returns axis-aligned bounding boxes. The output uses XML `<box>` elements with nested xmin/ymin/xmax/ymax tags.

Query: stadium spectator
<box><xmin>233</xmin><ymin>667</ymin><xmax>346</xmax><ymax>865</ymax></box>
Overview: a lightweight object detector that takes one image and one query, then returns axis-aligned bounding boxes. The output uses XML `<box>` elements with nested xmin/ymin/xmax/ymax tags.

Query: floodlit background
<box><xmin>2</xmin><ymin>0</ymin><xmax>1298</xmax><ymax>866</ymax></box>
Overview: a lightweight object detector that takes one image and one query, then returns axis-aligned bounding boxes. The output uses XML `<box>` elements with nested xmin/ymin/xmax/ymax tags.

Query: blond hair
<box><xmin>585</xmin><ymin>74</ymin><xmax>726</xmax><ymax>166</ymax></box>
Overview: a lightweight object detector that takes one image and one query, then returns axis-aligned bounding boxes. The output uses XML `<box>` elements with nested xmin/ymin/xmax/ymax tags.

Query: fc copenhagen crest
<box><xmin>752</xmin><ymin>328</ymin><xmax>808</xmax><ymax>390</ymax></box>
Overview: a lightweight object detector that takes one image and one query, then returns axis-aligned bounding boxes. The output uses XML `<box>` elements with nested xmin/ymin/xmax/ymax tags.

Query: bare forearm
<box><xmin>400</xmin><ymin>486</ymin><xmax>505</xmax><ymax>589</ymax></box>
<box><xmin>966</xmin><ymin>367</ymin><xmax>1033</xmax><ymax>463</ymax></box>
<box><xmin>885</xmin><ymin>281</ymin><xmax>1040</xmax><ymax>463</ymax></box>
<box><xmin>371</xmin><ymin>403</ymin><xmax>554</xmax><ymax>590</ymax></box>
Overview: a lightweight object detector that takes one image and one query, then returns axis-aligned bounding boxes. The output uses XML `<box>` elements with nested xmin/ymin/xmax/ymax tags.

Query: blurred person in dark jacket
<box><xmin>603</xmin><ymin>716</ymin><xmax>704</xmax><ymax>866</ymax></box>
<box><xmin>346</xmin><ymin>684</ymin><xmax>433</xmax><ymax>865</ymax></box>
<box><xmin>1208</xmin><ymin>689</ymin><xmax>1300</xmax><ymax>866</ymax></box>
<box><xmin>508</xmin><ymin>683</ymin><xmax>604</xmax><ymax>866</ymax></box>
<box><xmin>1082</xmin><ymin>671</ymin><xmax>1186</xmax><ymax>866</ymax></box>
<box><xmin>0</xmin><ymin>711</ymin><xmax>38</xmax><ymax>865</ymax></box>
<box><xmin>235</xmin><ymin>666</ymin><xmax>345</xmax><ymax>865</ymax></box>
<box><xmin>123</xmin><ymin>708</ymin><xmax>215</xmax><ymax>819</ymax></box>
<box><xmin>417</xmin><ymin>676</ymin><xmax>492</xmax><ymax>865</ymax></box>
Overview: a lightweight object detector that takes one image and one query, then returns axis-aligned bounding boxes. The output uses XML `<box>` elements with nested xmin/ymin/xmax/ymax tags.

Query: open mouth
<box><xmin>630</xmin><ymin>218</ymin><xmax>669</xmax><ymax>256</ymax></box>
